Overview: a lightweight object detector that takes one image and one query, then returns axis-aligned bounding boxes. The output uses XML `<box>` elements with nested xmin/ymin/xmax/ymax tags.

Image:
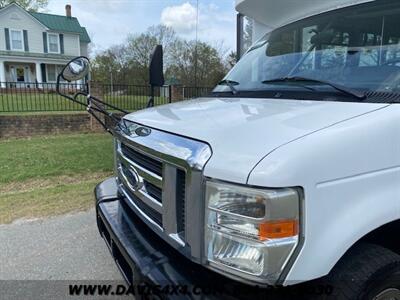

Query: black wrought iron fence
<box><xmin>0</xmin><ymin>82</ymin><xmax>88</xmax><ymax>113</ymax></box>
<box><xmin>182</xmin><ymin>86</ymin><xmax>214</xmax><ymax>100</ymax></box>
<box><xmin>0</xmin><ymin>82</ymin><xmax>213</xmax><ymax>113</ymax></box>
<box><xmin>96</xmin><ymin>83</ymin><xmax>170</xmax><ymax>111</ymax></box>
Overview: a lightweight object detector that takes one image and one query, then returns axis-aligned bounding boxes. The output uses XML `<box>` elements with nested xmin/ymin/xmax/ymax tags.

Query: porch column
<box><xmin>0</xmin><ymin>61</ymin><xmax>6</xmax><ymax>88</ymax></box>
<box><xmin>35</xmin><ymin>62</ymin><xmax>43</xmax><ymax>88</ymax></box>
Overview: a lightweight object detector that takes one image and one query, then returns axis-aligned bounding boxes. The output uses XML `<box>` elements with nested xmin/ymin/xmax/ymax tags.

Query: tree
<box><xmin>91</xmin><ymin>45</ymin><xmax>127</xmax><ymax>83</ymax></box>
<box><xmin>91</xmin><ymin>24</ymin><xmax>229</xmax><ymax>87</ymax></box>
<box><xmin>167</xmin><ymin>40</ymin><xmax>227</xmax><ymax>87</ymax></box>
<box><xmin>124</xmin><ymin>25</ymin><xmax>178</xmax><ymax>84</ymax></box>
<box><xmin>0</xmin><ymin>0</ymin><xmax>48</xmax><ymax>11</ymax></box>
<box><xmin>226</xmin><ymin>51</ymin><xmax>237</xmax><ymax>69</ymax></box>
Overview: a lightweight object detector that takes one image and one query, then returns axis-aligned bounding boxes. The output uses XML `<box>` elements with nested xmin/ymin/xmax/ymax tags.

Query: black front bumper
<box><xmin>95</xmin><ymin>178</ymin><xmax>274</xmax><ymax>299</ymax></box>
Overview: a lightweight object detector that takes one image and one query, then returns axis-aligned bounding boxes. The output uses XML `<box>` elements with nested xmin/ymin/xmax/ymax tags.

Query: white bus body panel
<box><xmin>248</xmin><ymin>104</ymin><xmax>400</xmax><ymax>285</ymax></box>
<box><xmin>236</xmin><ymin>0</ymin><xmax>374</xmax><ymax>29</ymax></box>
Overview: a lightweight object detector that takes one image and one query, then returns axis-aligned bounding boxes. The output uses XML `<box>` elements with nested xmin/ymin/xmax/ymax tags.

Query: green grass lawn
<box><xmin>0</xmin><ymin>133</ymin><xmax>114</xmax><ymax>223</ymax></box>
<box><xmin>0</xmin><ymin>92</ymin><xmax>168</xmax><ymax>113</ymax></box>
<box><xmin>0</xmin><ymin>93</ymin><xmax>85</xmax><ymax>112</ymax></box>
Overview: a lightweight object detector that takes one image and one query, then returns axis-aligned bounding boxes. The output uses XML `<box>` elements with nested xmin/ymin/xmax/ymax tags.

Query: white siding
<box><xmin>0</xmin><ymin>5</ymin><xmax>88</xmax><ymax>57</ymax></box>
<box><xmin>63</xmin><ymin>33</ymin><xmax>80</xmax><ymax>56</ymax></box>
<box><xmin>80</xmin><ymin>42</ymin><xmax>88</xmax><ymax>57</ymax></box>
<box><xmin>0</xmin><ymin>22</ymin><xmax>4</xmax><ymax>51</ymax></box>
<box><xmin>0</xmin><ymin>5</ymin><xmax>46</xmax><ymax>53</ymax></box>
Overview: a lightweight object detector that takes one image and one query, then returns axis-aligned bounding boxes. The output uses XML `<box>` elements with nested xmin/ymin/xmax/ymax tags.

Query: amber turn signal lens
<box><xmin>259</xmin><ymin>220</ymin><xmax>299</xmax><ymax>240</ymax></box>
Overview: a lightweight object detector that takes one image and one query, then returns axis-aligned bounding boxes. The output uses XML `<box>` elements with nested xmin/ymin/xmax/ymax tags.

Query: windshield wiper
<box><xmin>262</xmin><ymin>77</ymin><xmax>366</xmax><ymax>100</ymax></box>
<box><xmin>261</xmin><ymin>78</ymin><xmax>316</xmax><ymax>92</ymax></box>
<box><xmin>218</xmin><ymin>79</ymin><xmax>239</xmax><ymax>95</ymax></box>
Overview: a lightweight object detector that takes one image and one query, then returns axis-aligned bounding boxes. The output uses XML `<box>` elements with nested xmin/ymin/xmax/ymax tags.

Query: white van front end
<box><xmin>96</xmin><ymin>1</ymin><xmax>400</xmax><ymax>298</ymax></box>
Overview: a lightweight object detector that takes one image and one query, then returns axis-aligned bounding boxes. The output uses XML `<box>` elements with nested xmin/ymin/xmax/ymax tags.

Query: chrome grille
<box><xmin>114</xmin><ymin>122</ymin><xmax>212</xmax><ymax>261</ymax></box>
<box><xmin>123</xmin><ymin>186</ymin><xmax>162</xmax><ymax>227</ymax></box>
<box><xmin>145</xmin><ymin>181</ymin><xmax>162</xmax><ymax>203</ymax></box>
<box><xmin>176</xmin><ymin>169</ymin><xmax>186</xmax><ymax>236</ymax></box>
<box><xmin>120</xmin><ymin>143</ymin><xmax>162</xmax><ymax>177</ymax></box>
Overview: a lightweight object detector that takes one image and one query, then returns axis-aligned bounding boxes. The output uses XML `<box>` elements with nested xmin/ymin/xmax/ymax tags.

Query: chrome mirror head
<box><xmin>61</xmin><ymin>57</ymin><xmax>90</xmax><ymax>82</ymax></box>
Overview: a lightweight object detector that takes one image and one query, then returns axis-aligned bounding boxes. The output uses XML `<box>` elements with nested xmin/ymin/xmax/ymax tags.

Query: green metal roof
<box><xmin>30</xmin><ymin>12</ymin><xmax>91</xmax><ymax>43</ymax></box>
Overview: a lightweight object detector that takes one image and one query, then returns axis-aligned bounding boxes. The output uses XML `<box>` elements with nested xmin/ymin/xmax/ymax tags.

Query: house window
<box><xmin>46</xmin><ymin>65</ymin><xmax>65</xmax><ymax>82</ymax></box>
<box><xmin>10</xmin><ymin>29</ymin><xmax>23</xmax><ymax>51</ymax></box>
<box><xmin>47</xmin><ymin>65</ymin><xmax>56</xmax><ymax>82</ymax></box>
<box><xmin>48</xmin><ymin>33</ymin><xmax>59</xmax><ymax>53</ymax></box>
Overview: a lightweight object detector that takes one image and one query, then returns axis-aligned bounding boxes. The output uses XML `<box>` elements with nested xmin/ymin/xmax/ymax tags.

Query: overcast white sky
<box><xmin>45</xmin><ymin>0</ymin><xmax>237</xmax><ymax>55</ymax></box>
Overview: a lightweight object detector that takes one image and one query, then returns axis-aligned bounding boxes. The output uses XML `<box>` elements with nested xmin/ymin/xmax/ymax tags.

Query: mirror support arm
<box><xmin>56</xmin><ymin>73</ymin><xmax>127</xmax><ymax>135</ymax></box>
<box><xmin>147</xmin><ymin>85</ymin><xmax>155</xmax><ymax>108</ymax></box>
<box><xmin>56</xmin><ymin>73</ymin><xmax>88</xmax><ymax>107</ymax></box>
<box><xmin>89</xmin><ymin>94</ymin><xmax>129</xmax><ymax>114</ymax></box>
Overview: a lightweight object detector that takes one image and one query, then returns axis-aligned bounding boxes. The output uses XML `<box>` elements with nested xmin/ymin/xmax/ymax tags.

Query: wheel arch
<box><xmin>326</xmin><ymin>218</ymin><xmax>400</xmax><ymax>276</ymax></box>
<box><xmin>355</xmin><ymin>218</ymin><xmax>400</xmax><ymax>256</ymax></box>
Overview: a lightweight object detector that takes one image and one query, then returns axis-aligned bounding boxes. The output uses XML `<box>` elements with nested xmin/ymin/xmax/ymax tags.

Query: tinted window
<box><xmin>216</xmin><ymin>1</ymin><xmax>400</xmax><ymax>98</ymax></box>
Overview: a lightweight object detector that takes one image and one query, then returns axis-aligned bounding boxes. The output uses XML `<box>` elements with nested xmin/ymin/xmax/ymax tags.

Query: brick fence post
<box><xmin>88</xmin><ymin>81</ymin><xmax>106</xmax><ymax>132</ymax></box>
<box><xmin>170</xmin><ymin>84</ymin><xmax>183</xmax><ymax>102</ymax></box>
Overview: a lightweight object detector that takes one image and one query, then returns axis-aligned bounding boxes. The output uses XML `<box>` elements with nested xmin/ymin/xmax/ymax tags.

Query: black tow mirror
<box><xmin>149</xmin><ymin>45</ymin><xmax>164</xmax><ymax>87</ymax></box>
<box><xmin>147</xmin><ymin>45</ymin><xmax>164</xmax><ymax>108</ymax></box>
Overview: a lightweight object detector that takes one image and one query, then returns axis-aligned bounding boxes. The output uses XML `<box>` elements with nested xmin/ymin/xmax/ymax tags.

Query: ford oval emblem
<box><xmin>128</xmin><ymin>167</ymin><xmax>143</xmax><ymax>190</ymax></box>
<box><xmin>135</xmin><ymin>126</ymin><xmax>151</xmax><ymax>137</ymax></box>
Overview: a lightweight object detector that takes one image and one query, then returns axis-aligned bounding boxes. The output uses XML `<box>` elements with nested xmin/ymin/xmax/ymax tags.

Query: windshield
<box><xmin>215</xmin><ymin>1</ymin><xmax>400</xmax><ymax>101</ymax></box>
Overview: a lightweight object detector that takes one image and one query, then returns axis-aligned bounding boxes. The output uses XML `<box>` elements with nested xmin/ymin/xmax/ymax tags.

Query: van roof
<box><xmin>236</xmin><ymin>0</ymin><xmax>374</xmax><ymax>29</ymax></box>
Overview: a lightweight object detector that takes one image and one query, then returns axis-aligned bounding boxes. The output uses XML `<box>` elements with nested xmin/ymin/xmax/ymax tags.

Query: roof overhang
<box><xmin>235</xmin><ymin>0</ymin><xmax>375</xmax><ymax>28</ymax></box>
<box><xmin>0</xmin><ymin>3</ymin><xmax>49</xmax><ymax>30</ymax></box>
<box><xmin>0</xmin><ymin>50</ymin><xmax>75</xmax><ymax>63</ymax></box>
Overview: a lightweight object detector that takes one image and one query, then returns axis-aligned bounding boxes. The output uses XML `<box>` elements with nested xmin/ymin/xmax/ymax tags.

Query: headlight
<box><xmin>205</xmin><ymin>180</ymin><xmax>301</xmax><ymax>283</ymax></box>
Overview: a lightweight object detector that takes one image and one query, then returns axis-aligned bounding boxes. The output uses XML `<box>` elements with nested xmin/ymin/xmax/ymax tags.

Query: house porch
<box><xmin>0</xmin><ymin>58</ymin><xmax>78</xmax><ymax>88</ymax></box>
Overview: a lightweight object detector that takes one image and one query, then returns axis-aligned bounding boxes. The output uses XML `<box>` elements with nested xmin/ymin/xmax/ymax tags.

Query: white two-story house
<box><xmin>0</xmin><ymin>3</ymin><xmax>90</xmax><ymax>88</ymax></box>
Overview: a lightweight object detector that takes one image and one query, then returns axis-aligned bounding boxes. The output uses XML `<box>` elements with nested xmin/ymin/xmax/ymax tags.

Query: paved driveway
<box><xmin>0</xmin><ymin>208</ymin><xmax>121</xmax><ymax>280</ymax></box>
<box><xmin>0</xmin><ymin>209</ymin><xmax>123</xmax><ymax>299</ymax></box>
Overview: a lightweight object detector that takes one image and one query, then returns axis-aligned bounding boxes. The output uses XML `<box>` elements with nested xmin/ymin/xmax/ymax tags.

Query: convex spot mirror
<box><xmin>61</xmin><ymin>57</ymin><xmax>90</xmax><ymax>82</ymax></box>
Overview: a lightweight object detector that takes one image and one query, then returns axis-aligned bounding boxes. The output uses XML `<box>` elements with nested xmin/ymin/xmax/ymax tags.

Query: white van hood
<box><xmin>124</xmin><ymin>98</ymin><xmax>387</xmax><ymax>183</ymax></box>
